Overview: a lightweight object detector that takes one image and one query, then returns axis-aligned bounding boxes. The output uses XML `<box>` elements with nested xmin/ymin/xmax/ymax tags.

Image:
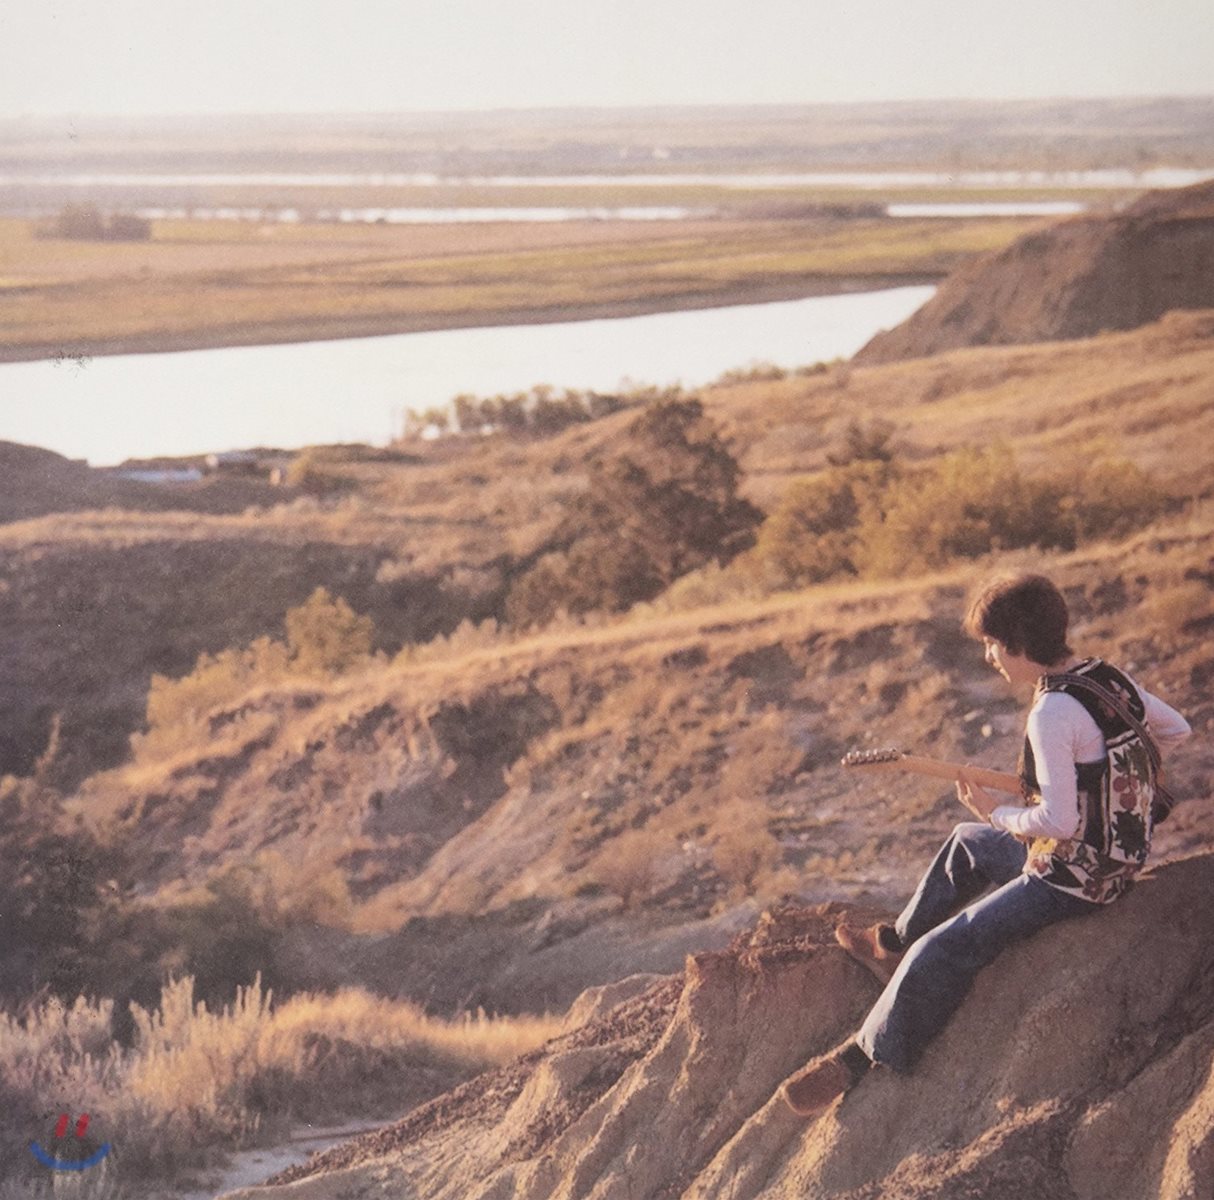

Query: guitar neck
<box><xmin>842</xmin><ymin>748</ymin><xmax>1022</xmax><ymax>795</ymax></box>
<box><xmin>897</xmin><ymin>756</ymin><xmax>1022</xmax><ymax>795</ymax></box>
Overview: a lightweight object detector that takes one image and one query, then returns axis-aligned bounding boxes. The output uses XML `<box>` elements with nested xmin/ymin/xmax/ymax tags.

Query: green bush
<box><xmin>745</xmin><ymin>446</ymin><xmax>1170</xmax><ymax>588</ymax></box>
<box><xmin>141</xmin><ymin>590</ymin><xmax>374</xmax><ymax>751</ymax></box>
<box><xmin>505</xmin><ymin>398</ymin><xmax>762</xmax><ymax>626</ymax></box>
<box><xmin>746</xmin><ymin>461</ymin><xmax>888</xmax><ymax>586</ymax></box>
<box><xmin>285</xmin><ymin>587</ymin><xmax>374</xmax><ymax>676</ymax></box>
<box><xmin>857</xmin><ymin>447</ymin><xmax>1075</xmax><ymax>576</ymax></box>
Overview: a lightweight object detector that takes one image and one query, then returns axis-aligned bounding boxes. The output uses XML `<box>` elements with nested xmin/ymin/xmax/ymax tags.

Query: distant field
<box><xmin>6</xmin><ymin>97</ymin><xmax>1210</xmax><ymax>360</ymax></box>
<box><xmin>0</xmin><ymin>212</ymin><xmax>1037</xmax><ymax>361</ymax></box>
<box><xmin>5</xmin><ymin>97</ymin><xmax>1214</xmax><ymax>173</ymax></box>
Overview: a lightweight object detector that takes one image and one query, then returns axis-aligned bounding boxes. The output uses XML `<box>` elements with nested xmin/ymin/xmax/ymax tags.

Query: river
<box><xmin>5</xmin><ymin>167</ymin><xmax>1212</xmax><ymax>189</ymax></box>
<box><xmin>0</xmin><ymin>285</ymin><xmax>934</xmax><ymax>466</ymax></box>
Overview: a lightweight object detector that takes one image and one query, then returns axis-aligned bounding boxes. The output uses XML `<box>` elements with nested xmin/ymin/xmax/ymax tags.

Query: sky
<box><xmin>2</xmin><ymin>0</ymin><xmax>1212</xmax><ymax>118</ymax></box>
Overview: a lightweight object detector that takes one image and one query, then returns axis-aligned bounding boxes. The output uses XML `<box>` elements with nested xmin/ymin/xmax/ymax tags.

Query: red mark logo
<box><xmin>30</xmin><ymin>1112</ymin><xmax>111</xmax><ymax>1171</ymax></box>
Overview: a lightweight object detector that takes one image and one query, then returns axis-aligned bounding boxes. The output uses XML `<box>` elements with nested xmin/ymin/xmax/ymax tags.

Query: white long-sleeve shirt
<box><xmin>989</xmin><ymin>682</ymin><xmax>1191</xmax><ymax>840</ymax></box>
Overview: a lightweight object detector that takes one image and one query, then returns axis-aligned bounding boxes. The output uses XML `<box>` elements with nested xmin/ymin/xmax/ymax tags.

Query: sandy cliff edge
<box><xmin>223</xmin><ymin>851</ymin><xmax>1214</xmax><ymax>1200</ymax></box>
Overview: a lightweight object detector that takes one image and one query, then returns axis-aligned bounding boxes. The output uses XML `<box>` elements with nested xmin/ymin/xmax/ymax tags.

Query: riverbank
<box><xmin>0</xmin><ymin>272</ymin><xmax>939</xmax><ymax>364</ymax></box>
<box><xmin>0</xmin><ymin>287</ymin><xmax>936</xmax><ymax>463</ymax></box>
<box><xmin>0</xmin><ymin>213</ymin><xmax>1028</xmax><ymax>363</ymax></box>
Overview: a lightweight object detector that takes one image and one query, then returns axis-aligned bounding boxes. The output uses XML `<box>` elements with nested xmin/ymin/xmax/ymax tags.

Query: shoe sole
<box><xmin>835</xmin><ymin>927</ymin><xmax>900</xmax><ymax>986</ymax></box>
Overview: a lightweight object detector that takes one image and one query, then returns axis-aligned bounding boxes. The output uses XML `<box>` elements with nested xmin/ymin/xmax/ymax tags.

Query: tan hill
<box><xmin>854</xmin><ymin>179</ymin><xmax>1214</xmax><ymax>364</ymax></box>
<box><xmin>0</xmin><ymin>441</ymin><xmax>167</xmax><ymax>523</ymax></box>
<box><xmin>224</xmin><ymin>851</ymin><xmax>1214</xmax><ymax>1200</ymax></box>
<box><xmin>0</xmin><ymin>507</ymin><xmax>469</xmax><ymax>782</ymax></box>
<box><xmin>72</xmin><ymin>521</ymin><xmax>1214</xmax><ymax>1014</ymax></box>
<box><xmin>0</xmin><ymin>439</ymin><xmax>288</xmax><ymax>524</ymax></box>
<box><xmin>5</xmin><ymin>308</ymin><xmax>1213</xmax><ymax>787</ymax></box>
<box><xmin>0</xmin><ymin>309</ymin><xmax>1206</xmax><ymax>1016</ymax></box>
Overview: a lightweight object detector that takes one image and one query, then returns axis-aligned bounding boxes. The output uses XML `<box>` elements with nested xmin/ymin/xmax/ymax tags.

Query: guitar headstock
<box><xmin>841</xmin><ymin>747</ymin><xmax>906</xmax><ymax>768</ymax></box>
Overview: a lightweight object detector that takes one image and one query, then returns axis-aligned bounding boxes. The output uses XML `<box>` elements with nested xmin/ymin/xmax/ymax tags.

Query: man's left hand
<box><xmin>956</xmin><ymin>770</ymin><xmax>1000</xmax><ymax>822</ymax></box>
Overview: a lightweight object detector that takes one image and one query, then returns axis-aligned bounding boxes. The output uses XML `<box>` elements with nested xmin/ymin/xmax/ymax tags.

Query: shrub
<box><xmin>106</xmin><ymin>212</ymin><xmax>153</xmax><ymax>241</ymax></box>
<box><xmin>826</xmin><ymin>418</ymin><xmax>897</xmax><ymax>466</ymax></box>
<box><xmin>286</xmin><ymin>587</ymin><xmax>374</xmax><ymax>676</ymax></box>
<box><xmin>0</xmin><ymin>976</ymin><xmax>561</xmax><ymax>1190</ymax></box>
<box><xmin>591</xmin><ymin>830</ymin><xmax>664</xmax><ymax>908</ymax></box>
<box><xmin>505</xmin><ymin>398</ymin><xmax>762</xmax><ymax>626</ymax></box>
<box><xmin>283</xmin><ymin>448</ymin><xmax>356</xmax><ymax>496</ymax></box>
<box><xmin>1140</xmin><ymin>579</ymin><xmax>1213</xmax><ymax>643</ymax></box>
<box><xmin>857</xmin><ymin>447</ymin><xmax>1075</xmax><ymax>577</ymax></box>
<box><xmin>143</xmin><ymin>636</ymin><xmax>291</xmax><ymax>749</ymax></box>
<box><xmin>405</xmin><ymin>383</ymin><xmax>658</xmax><ymax>442</ymax></box>
<box><xmin>0</xmin><ymin>776</ymin><xmax>118</xmax><ymax>1003</ymax></box>
<box><xmin>746</xmin><ymin>461</ymin><xmax>889</xmax><ymax>586</ymax></box>
<box><xmin>47</xmin><ymin>203</ymin><xmax>105</xmax><ymax>239</ymax></box>
<box><xmin>140</xmin><ymin>591</ymin><xmax>374</xmax><ymax>752</ymax></box>
<box><xmin>1069</xmin><ymin>458</ymin><xmax>1170</xmax><ymax>539</ymax></box>
<box><xmin>743</xmin><ymin>443</ymin><xmax>1169</xmax><ymax>591</ymax></box>
<box><xmin>40</xmin><ymin>204</ymin><xmax>151</xmax><ymax>242</ymax></box>
<box><xmin>714</xmin><ymin>362</ymin><xmax>789</xmax><ymax>385</ymax></box>
<box><xmin>712</xmin><ymin>816</ymin><xmax>782</xmax><ymax>897</ymax></box>
<box><xmin>136</xmin><ymin>874</ymin><xmax>285</xmax><ymax>1011</ymax></box>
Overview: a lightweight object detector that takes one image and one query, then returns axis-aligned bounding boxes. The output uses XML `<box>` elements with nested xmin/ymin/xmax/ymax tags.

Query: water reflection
<box><xmin>0</xmin><ymin>286</ymin><xmax>934</xmax><ymax>465</ymax></box>
<box><xmin>133</xmin><ymin>205</ymin><xmax>702</xmax><ymax>224</ymax></box>
<box><xmin>4</xmin><ymin>168</ymin><xmax>1213</xmax><ymax>189</ymax></box>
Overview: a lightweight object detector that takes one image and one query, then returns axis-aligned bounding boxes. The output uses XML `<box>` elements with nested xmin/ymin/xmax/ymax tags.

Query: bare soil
<box><xmin>227</xmin><ymin>856</ymin><xmax>1214</xmax><ymax>1200</ymax></box>
<box><xmin>856</xmin><ymin>178</ymin><xmax>1214</xmax><ymax>363</ymax></box>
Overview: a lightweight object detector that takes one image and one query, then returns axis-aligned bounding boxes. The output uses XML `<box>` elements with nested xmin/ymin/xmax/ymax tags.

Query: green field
<box><xmin>0</xmin><ymin>212</ymin><xmax>1038</xmax><ymax>361</ymax></box>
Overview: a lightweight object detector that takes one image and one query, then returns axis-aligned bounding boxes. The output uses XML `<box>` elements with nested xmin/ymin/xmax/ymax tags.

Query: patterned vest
<box><xmin>1018</xmin><ymin>658</ymin><xmax>1157</xmax><ymax>904</ymax></box>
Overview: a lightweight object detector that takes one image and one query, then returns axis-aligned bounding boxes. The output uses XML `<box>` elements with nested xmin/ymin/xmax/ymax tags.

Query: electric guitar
<box><xmin>840</xmin><ymin>747</ymin><xmax>1023</xmax><ymax>796</ymax></box>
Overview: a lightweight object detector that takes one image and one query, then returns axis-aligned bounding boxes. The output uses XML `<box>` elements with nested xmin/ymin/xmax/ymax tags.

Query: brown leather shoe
<box><xmin>781</xmin><ymin>1042</ymin><xmax>866</xmax><ymax>1117</ymax></box>
<box><xmin>835</xmin><ymin>921</ymin><xmax>904</xmax><ymax>986</ymax></box>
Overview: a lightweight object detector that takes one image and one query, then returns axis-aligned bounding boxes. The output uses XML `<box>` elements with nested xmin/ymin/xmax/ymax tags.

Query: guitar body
<box><xmin>841</xmin><ymin>747</ymin><xmax>1023</xmax><ymax>796</ymax></box>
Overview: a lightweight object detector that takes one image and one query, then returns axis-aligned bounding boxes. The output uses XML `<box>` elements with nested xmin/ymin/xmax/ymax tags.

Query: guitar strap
<box><xmin>1046</xmin><ymin>670</ymin><xmax>1176</xmax><ymax>818</ymax></box>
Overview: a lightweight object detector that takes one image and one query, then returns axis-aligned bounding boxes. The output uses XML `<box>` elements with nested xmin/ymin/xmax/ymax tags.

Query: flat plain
<box><xmin>6</xmin><ymin>97</ymin><xmax>1213</xmax><ymax>361</ymax></box>
<box><xmin>0</xmin><ymin>213</ymin><xmax>1037</xmax><ymax>361</ymax></box>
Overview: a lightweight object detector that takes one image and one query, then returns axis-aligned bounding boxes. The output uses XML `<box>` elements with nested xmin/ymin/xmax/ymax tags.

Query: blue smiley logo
<box><xmin>30</xmin><ymin>1113</ymin><xmax>112</xmax><ymax>1171</ymax></box>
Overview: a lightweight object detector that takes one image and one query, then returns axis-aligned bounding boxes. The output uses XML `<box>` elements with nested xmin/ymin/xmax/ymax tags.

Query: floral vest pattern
<box><xmin>1018</xmin><ymin>658</ymin><xmax>1157</xmax><ymax>904</ymax></box>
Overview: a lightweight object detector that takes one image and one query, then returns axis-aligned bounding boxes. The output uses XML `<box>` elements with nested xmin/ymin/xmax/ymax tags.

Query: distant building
<box><xmin>204</xmin><ymin>450</ymin><xmax>261</xmax><ymax>475</ymax></box>
<box><xmin>203</xmin><ymin>449</ymin><xmax>295</xmax><ymax>479</ymax></box>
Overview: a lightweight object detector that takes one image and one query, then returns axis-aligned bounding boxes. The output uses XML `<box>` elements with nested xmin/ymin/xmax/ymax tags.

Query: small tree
<box><xmin>504</xmin><ymin>398</ymin><xmax>762</xmax><ymax>625</ymax></box>
<box><xmin>827</xmin><ymin>418</ymin><xmax>896</xmax><ymax>466</ymax></box>
<box><xmin>285</xmin><ymin>588</ymin><xmax>375</xmax><ymax>676</ymax></box>
<box><xmin>748</xmin><ymin>461</ymin><xmax>889</xmax><ymax>586</ymax></box>
<box><xmin>51</xmin><ymin>203</ymin><xmax>106</xmax><ymax>239</ymax></box>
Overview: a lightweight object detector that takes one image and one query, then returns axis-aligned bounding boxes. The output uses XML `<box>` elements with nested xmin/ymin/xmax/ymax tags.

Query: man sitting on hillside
<box><xmin>781</xmin><ymin>573</ymin><xmax>1191</xmax><ymax>1117</ymax></box>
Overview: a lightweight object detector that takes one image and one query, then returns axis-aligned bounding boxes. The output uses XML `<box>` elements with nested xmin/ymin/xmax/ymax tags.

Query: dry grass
<box><xmin>0</xmin><ymin>975</ymin><xmax>560</xmax><ymax>1189</ymax></box>
<box><xmin>0</xmin><ymin>213</ymin><xmax>1032</xmax><ymax>360</ymax></box>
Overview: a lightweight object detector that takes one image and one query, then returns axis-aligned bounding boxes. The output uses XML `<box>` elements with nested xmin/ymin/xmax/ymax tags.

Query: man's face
<box><xmin>983</xmin><ymin>636</ymin><xmax>1035</xmax><ymax>686</ymax></box>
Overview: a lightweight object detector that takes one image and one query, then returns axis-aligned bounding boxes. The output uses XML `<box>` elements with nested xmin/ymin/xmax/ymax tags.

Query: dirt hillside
<box><xmin>0</xmin><ymin>509</ymin><xmax>467</xmax><ymax>782</ymax></box>
<box><xmin>223</xmin><ymin>851</ymin><xmax>1214</xmax><ymax>1200</ymax></box>
<box><xmin>71</xmin><ymin>521</ymin><xmax>1214</xmax><ymax>1014</ymax></box>
<box><xmin>5</xmin><ymin>309</ymin><xmax>1212</xmax><ymax>785</ymax></box>
<box><xmin>854</xmin><ymin>179</ymin><xmax>1214</xmax><ymax>364</ymax></box>
<box><xmin>0</xmin><ymin>439</ymin><xmax>286</xmax><ymax>524</ymax></box>
<box><xmin>0</xmin><ymin>441</ymin><xmax>166</xmax><ymax>523</ymax></box>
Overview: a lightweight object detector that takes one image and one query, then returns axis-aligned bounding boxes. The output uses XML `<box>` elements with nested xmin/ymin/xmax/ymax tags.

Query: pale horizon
<box><xmin>4</xmin><ymin>0</ymin><xmax>1213</xmax><ymax>120</ymax></box>
<box><xmin>9</xmin><ymin>94</ymin><xmax>1214</xmax><ymax>124</ymax></box>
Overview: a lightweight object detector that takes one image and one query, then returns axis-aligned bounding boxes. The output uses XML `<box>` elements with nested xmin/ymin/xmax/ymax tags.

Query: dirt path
<box><xmin>170</xmin><ymin>1121</ymin><xmax>386</xmax><ymax>1200</ymax></box>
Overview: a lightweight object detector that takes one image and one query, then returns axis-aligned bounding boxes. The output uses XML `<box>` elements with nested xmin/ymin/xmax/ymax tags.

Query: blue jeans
<box><xmin>856</xmin><ymin>823</ymin><xmax>1091</xmax><ymax>1073</ymax></box>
